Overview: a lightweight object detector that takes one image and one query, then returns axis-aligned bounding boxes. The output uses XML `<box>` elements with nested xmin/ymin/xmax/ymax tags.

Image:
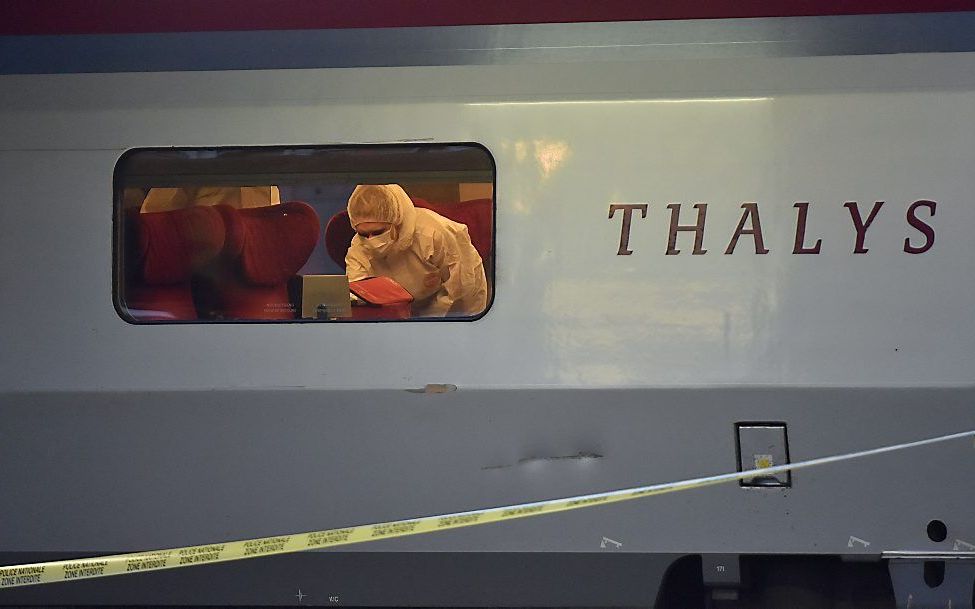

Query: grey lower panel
<box><xmin>1</xmin><ymin>387</ymin><xmax>973</xmax><ymax>560</ymax></box>
<box><xmin>0</xmin><ymin>551</ymin><xmax>683</xmax><ymax>606</ymax></box>
<box><xmin>1</xmin><ymin>12</ymin><xmax>975</xmax><ymax>74</ymax></box>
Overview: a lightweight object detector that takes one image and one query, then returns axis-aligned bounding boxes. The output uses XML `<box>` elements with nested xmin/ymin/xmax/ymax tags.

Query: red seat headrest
<box><xmin>414</xmin><ymin>198</ymin><xmax>493</xmax><ymax>260</ymax></box>
<box><xmin>219</xmin><ymin>202</ymin><xmax>320</xmax><ymax>286</ymax></box>
<box><xmin>133</xmin><ymin>206</ymin><xmax>226</xmax><ymax>285</ymax></box>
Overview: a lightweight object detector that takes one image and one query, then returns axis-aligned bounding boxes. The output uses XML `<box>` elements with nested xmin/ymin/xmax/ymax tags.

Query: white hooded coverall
<box><xmin>345</xmin><ymin>185</ymin><xmax>488</xmax><ymax>317</ymax></box>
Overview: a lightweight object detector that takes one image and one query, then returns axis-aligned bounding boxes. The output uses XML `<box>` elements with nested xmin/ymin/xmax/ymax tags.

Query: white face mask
<box><xmin>361</xmin><ymin>229</ymin><xmax>394</xmax><ymax>257</ymax></box>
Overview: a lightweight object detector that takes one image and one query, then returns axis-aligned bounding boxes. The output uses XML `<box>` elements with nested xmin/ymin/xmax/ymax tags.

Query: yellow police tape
<box><xmin>1</xmin><ymin>429</ymin><xmax>973</xmax><ymax>589</ymax></box>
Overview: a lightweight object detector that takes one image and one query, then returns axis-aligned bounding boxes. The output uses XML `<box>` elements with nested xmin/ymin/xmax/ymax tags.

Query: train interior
<box><xmin>115</xmin><ymin>145</ymin><xmax>495</xmax><ymax>322</ymax></box>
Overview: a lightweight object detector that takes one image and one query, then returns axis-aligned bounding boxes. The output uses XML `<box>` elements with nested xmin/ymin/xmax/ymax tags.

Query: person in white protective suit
<box><xmin>345</xmin><ymin>184</ymin><xmax>488</xmax><ymax>318</ymax></box>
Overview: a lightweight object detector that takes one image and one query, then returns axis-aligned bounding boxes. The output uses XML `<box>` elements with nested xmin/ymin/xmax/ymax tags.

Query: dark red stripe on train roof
<box><xmin>4</xmin><ymin>0</ymin><xmax>975</xmax><ymax>36</ymax></box>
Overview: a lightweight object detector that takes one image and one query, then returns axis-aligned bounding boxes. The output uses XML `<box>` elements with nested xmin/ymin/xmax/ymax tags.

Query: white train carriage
<box><xmin>2</xmin><ymin>4</ymin><xmax>975</xmax><ymax>607</ymax></box>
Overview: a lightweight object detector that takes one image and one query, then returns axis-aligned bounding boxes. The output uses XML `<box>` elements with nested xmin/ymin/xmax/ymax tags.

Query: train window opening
<box><xmin>114</xmin><ymin>145</ymin><xmax>495</xmax><ymax>323</ymax></box>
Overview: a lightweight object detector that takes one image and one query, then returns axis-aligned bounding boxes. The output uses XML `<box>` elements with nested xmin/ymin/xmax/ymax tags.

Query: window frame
<box><xmin>112</xmin><ymin>142</ymin><xmax>497</xmax><ymax>325</ymax></box>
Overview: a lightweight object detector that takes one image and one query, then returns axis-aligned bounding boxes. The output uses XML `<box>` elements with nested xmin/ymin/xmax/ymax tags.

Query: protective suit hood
<box><xmin>347</xmin><ymin>184</ymin><xmax>417</xmax><ymax>255</ymax></box>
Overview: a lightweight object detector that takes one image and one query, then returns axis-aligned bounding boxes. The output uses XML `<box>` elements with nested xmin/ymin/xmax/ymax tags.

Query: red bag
<box><xmin>349</xmin><ymin>276</ymin><xmax>414</xmax><ymax>305</ymax></box>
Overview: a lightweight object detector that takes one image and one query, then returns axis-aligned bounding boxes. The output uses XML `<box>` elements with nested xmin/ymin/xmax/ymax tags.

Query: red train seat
<box><xmin>203</xmin><ymin>202</ymin><xmax>320</xmax><ymax>320</ymax></box>
<box><xmin>122</xmin><ymin>206</ymin><xmax>226</xmax><ymax>321</ymax></box>
<box><xmin>418</xmin><ymin>198</ymin><xmax>493</xmax><ymax>261</ymax></box>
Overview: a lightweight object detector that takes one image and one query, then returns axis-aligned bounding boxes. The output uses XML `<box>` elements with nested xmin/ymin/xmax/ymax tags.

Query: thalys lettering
<box><xmin>608</xmin><ymin>200</ymin><xmax>936</xmax><ymax>256</ymax></box>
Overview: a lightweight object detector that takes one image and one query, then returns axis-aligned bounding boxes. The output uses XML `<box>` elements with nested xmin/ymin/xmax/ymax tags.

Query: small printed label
<box><xmin>63</xmin><ymin>560</ymin><xmax>108</xmax><ymax>580</ymax></box>
<box><xmin>307</xmin><ymin>529</ymin><xmax>355</xmax><ymax>547</ymax></box>
<box><xmin>177</xmin><ymin>544</ymin><xmax>226</xmax><ymax>565</ymax></box>
<box><xmin>567</xmin><ymin>496</ymin><xmax>609</xmax><ymax>508</ymax></box>
<box><xmin>437</xmin><ymin>514</ymin><xmax>481</xmax><ymax>528</ymax></box>
<box><xmin>0</xmin><ymin>566</ymin><xmax>46</xmax><ymax>587</ymax></box>
<box><xmin>126</xmin><ymin>552</ymin><xmax>172</xmax><ymax>572</ymax></box>
<box><xmin>501</xmin><ymin>505</ymin><xmax>544</xmax><ymax>518</ymax></box>
<box><xmin>243</xmin><ymin>537</ymin><xmax>290</xmax><ymax>556</ymax></box>
<box><xmin>370</xmin><ymin>521</ymin><xmax>419</xmax><ymax>538</ymax></box>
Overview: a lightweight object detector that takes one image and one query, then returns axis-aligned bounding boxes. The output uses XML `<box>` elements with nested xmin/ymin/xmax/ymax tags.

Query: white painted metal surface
<box><xmin>1</xmin><ymin>53</ymin><xmax>974</xmax><ymax>392</ymax></box>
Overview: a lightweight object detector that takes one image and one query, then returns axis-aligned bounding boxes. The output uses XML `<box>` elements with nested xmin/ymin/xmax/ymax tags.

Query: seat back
<box><xmin>203</xmin><ymin>202</ymin><xmax>320</xmax><ymax>319</ymax></box>
<box><xmin>122</xmin><ymin>206</ymin><xmax>225</xmax><ymax>320</ymax></box>
<box><xmin>324</xmin><ymin>210</ymin><xmax>357</xmax><ymax>271</ymax></box>
<box><xmin>416</xmin><ymin>198</ymin><xmax>493</xmax><ymax>260</ymax></box>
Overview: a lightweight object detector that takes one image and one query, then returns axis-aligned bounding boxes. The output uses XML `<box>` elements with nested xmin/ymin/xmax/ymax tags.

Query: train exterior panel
<box><xmin>2</xmin><ymin>11</ymin><xmax>975</xmax><ymax>606</ymax></box>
